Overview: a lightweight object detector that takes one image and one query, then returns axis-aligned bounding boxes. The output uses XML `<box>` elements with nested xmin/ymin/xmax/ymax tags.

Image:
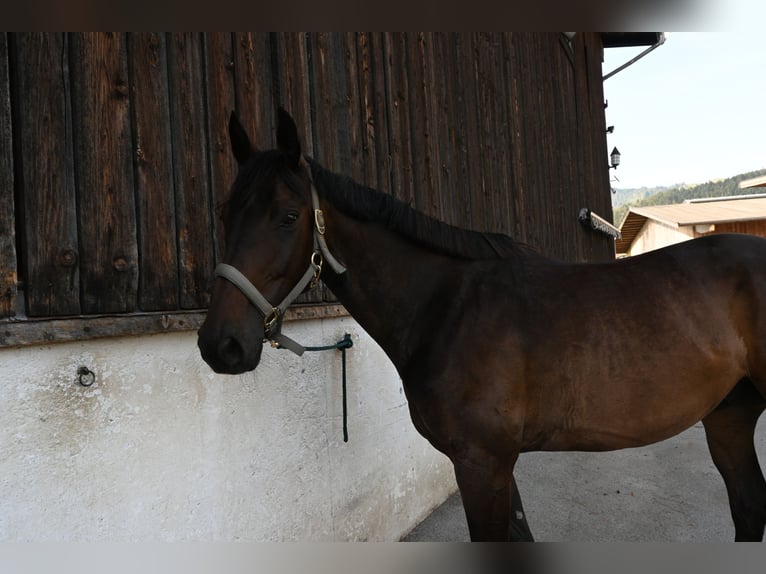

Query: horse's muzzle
<box><xmin>197</xmin><ymin>329</ymin><xmax>263</xmax><ymax>375</ymax></box>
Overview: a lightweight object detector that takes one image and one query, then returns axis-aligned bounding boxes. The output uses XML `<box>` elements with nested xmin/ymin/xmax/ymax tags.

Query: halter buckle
<box><xmin>314</xmin><ymin>209</ymin><xmax>326</xmax><ymax>235</ymax></box>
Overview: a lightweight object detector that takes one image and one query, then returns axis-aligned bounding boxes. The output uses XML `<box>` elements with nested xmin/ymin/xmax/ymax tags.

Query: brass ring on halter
<box><xmin>311</xmin><ymin>251</ymin><xmax>324</xmax><ymax>286</ymax></box>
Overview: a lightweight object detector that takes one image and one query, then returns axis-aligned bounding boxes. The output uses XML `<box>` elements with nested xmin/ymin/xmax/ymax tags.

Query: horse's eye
<box><xmin>282</xmin><ymin>210</ymin><xmax>299</xmax><ymax>226</ymax></box>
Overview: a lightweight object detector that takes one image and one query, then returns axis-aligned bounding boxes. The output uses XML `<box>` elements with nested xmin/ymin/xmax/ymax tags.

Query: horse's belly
<box><xmin>532</xmin><ymin>419</ymin><xmax>701</xmax><ymax>452</ymax></box>
<box><xmin>527</xmin><ymin>356</ymin><xmax>746</xmax><ymax>452</ymax></box>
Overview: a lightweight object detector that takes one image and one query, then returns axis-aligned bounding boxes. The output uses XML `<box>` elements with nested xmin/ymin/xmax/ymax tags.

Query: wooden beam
<box><xmin>0</xmin><ymin>304</ymin><xmax>348</xmax><ymax>348</ymax></box>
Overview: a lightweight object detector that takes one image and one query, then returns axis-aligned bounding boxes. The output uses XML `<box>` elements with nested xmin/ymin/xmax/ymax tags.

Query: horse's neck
<box><xmin>320</xmin><ymin>204</ymin><xmax>453</xmax><ymax>371</ymax></box>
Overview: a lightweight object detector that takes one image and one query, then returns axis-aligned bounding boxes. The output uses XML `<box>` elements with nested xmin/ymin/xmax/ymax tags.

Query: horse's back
<box><xmin>647</xmin><ymin>232</ymin><xmax>766</xmax><ymax>270</ymax></box>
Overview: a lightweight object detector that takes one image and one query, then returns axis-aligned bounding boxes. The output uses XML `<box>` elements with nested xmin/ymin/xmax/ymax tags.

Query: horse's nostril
<box><xmin>217</xmin><ymin>337</ymin><xmax>244</xmax><ymax>369</ymax></box>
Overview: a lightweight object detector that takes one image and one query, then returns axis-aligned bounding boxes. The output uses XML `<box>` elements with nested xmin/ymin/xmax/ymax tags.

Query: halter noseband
<box><xmin>214</xmin><ymin>163</ymin><xmax>346</xmax><ymax>356</ymax></box>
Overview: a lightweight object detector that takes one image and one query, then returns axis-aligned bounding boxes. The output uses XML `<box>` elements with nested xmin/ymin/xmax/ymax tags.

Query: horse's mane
<box><xmin>306</xmin><ymin>158</ymin><xmax>533</xmax><ymax>260</ymax></box>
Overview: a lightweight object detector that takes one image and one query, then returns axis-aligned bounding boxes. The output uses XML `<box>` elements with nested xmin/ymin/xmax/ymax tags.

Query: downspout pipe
<box><xmin>603</xmin><ymin>33</ymin><xmax>666</xmax><ymax>81</ymax></box>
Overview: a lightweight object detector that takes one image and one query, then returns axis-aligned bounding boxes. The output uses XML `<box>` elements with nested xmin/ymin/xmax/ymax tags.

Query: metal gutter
<box><xmin>603</xmin><ymin>33</ymin><xmax>666</xmax><ymax>81</ymax></box>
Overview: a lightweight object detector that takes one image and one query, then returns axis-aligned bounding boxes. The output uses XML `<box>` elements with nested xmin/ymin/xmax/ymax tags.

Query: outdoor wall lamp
<box><xmin>609</xmin><ymin>147</ymin><xmax>621</xmax><ymax>169</ymax></box>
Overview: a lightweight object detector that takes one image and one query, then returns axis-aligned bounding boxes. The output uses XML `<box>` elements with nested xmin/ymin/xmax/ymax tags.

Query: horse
<box><xmin>197</xmin><ymin>107</ymin><xmax>766</xmax><ymax>541</ymax></box>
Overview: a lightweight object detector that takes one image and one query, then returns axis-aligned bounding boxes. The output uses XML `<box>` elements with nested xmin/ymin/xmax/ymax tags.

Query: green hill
<box><xmin>612</xmin><ymin>168</ymin><xmax>766</xmax><ymax>227</ymax></box>
<box><xmin>611</xmin><ymin>184</ymin><xmax>677</xmax><ymax>208</ymax></box>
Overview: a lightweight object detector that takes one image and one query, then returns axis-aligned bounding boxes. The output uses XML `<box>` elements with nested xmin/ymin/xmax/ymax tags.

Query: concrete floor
<box><xmin>403</xmin><ymin>419</ymin><xmax>766</xmax><ymax>542</ymax></box>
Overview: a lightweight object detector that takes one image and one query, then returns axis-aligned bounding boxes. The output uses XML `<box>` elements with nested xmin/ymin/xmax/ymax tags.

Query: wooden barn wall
<box><xmin>712</xmin><ymin>220</ymin><xmax>766</xmax><ymax>238</ymax></box>
<box><xmin>1</xmin><ymin>32</ymin><xmax>613</xmax><ymax>336</ymax></box>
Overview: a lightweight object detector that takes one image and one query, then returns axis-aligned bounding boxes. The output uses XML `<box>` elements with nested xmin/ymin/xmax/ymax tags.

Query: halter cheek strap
<box><xmin>214</xmin><ymin>174</ymin><xmax>346</xmax><ymax>356</ymax></box>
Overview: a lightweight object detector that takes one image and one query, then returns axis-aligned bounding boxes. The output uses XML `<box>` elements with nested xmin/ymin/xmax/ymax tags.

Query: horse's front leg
<box><xmin>454</xmin><ymin>459</ymin><xmax>534</xmax><ymax>541</ymax></box>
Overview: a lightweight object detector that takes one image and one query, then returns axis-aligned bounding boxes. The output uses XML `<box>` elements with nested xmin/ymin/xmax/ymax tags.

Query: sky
<box><xmin>601</xmin><ymin>31</ymin><xmax>766</xmax><ymax>192</ymax></box>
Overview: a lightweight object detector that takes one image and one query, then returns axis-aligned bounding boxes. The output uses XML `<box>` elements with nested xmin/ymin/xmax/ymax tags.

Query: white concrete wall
<box><xmin>0</xmin><ymin>316</ymin><xmax>457</xmax><ymax>541</ymax></box>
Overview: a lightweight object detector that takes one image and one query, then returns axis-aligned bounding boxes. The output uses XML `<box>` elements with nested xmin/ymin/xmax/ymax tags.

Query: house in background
<box><xmin>616</xmin><ymin>194</ymin><xmax>766</xmax><ymax>256</ymax></box>
<box><xmin>739</xmin><ymin>174</ymin><xmax>766</xmax><ymax>190</ymax></box>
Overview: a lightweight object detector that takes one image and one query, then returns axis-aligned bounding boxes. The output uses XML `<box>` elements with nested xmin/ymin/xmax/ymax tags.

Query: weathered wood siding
<box><xmin>2</xmin><ymin>32</ymin><xmax>614</xmax><ymax>330</ymax></box>
<box><xmin>713</xmin><ymin>220</ymin><xmax>766</xmax><ymax>237</ymax></box>
<box><xmin>0</xmin><ymin>33</ymin><xmax>15</xmax><ymax>321</ymax></box>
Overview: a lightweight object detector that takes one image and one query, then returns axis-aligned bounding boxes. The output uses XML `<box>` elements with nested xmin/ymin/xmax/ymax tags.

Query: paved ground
<box><xmin>403</xmin><ymin>420</ymin><xmax>766</xmax><ymax>542</ymax></box>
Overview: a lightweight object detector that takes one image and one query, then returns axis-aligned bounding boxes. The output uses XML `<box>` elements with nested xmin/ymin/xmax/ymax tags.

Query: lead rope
<box><xmin>304</xmin><ymin>333</ymin><xmax>353</xmax><ymax>442</ymax></box>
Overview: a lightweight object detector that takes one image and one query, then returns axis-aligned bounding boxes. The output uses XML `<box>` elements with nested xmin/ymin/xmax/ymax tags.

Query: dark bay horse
<box><xmin>198</xmin><ymin>108</ymin><xmax>766</xmax><ymax>541</ymax></box>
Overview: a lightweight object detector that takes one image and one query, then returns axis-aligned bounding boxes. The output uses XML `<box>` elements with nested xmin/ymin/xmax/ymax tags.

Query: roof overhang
<box><xmin>601</xmin><ymin>33</ymin><xmax>664</xmax><ymax>48</ymax></box>
<box><xmin>615</xmin><ymin>210</ymin><xmax>649</xmax><ymax>254</ymax></box>
<box><xmin>740</xmin><ymin>175</ymin><xmax>766</xmax><ymax>189</ymax></box>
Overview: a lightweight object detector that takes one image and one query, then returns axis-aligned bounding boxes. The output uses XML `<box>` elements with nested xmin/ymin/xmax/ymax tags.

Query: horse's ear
<box><xmin>229</xmin><ymin>111</ymin><xmax>254</xmax><ymax>165</ymax></box>
<box><xmin>276</xmin><ymin>107</ymin><xmax>301</xmax><ymax>168</ymax></box>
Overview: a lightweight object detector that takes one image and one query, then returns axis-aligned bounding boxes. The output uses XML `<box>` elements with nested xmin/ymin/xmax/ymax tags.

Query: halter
<box><xmin>214</xmin><ymin>165</ymin><xmax>347</xmax><ymax>356</ymax></box>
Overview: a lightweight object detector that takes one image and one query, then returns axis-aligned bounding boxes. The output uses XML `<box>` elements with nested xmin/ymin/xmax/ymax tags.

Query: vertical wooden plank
<box><xmin>500</xmin><ymin>32</ymin><xmax>526</xmax><ymax>242</ymax></box>
<box><xmin>232</xmin><ymin>33</ymin><xmax>274</xmax><ymax>148</ymax></box>
<box><xmin>537</xmin><ymin>35</ymin><xmax>561</xmax><ymax>257</ymax></box>
<box><xmin>539</xmin><ymin>33</ymin><xmax>555</xmax><ymax>253</ymax></box>
<box><xmin>70</xmin><ymin>32</ymin><xmax>137</xmax><ymax>314</ymax></box>
<box><xmin>203</xmin><ymin>32</ymin><xmax>237</xmax><ymax>263</ymax></box>
<box><xmin>309</xmin><ymin>32</ymin><xmax>352</xmax><ymax>173</ymax></box>
<box><xmin>519</xmin><ymin>33</ymin><xmax>541</xmax><ymax>252</ymax></box>
<box><xmin>274</xmin><ymin>32</ymin><xmax>313</xmax><ymax>156</ymax></box>
<box><xmin>447</xmin><ymin>34</ymin><xmax>475</xmax><ymax>231</ymax></box>
<box><xmin>510</xmin><ymin>33</ymin><xmax>530</xmax><ymax>246</ymax></box>
<box><xmin>428</xmin><ymin>33</ymin><xmax>458</xmax><ymax>227</ymax></box>
<box><xmin>554</xmin><ymin>35</ymin><xmax>581</xmax><ymax>261</ymax></box>
<box><xmin>463</xmin><ymin>34</ymin><xmax>487</xmax><ymax>234</ymax></box>
<box><xmin>489</xmin><ymin>31</ymin><xmax>509</xmax><ymax>235</ymax></box>
<box><xmin>473</xmin><ymin>33</ymin><xmax>491</xmax><ymax>233</ymax></box>
<box><xmin>552</xmin><ymin>31</ymin><xmax>575</xmax><ymax>260</ymax></box>
<box><xmin>0</xmin><ymin>33</ymin><xmax>17</xmax><ymax>319</ymax></box>
<box><xmin>383</xmin><ymin>33</ymin><xmax>415</xmax><ymax>206</ymax></box>
<box><xmin>355</xmin><ymin>32</ymin><xmax>381</xmax><ymax>191</ymax></box>
<box><xmin>475</xmin><ymin>33</ymin><xmax>505</xmax><ymax>235</ymax></box>
<box><xmin>13</xmin><ymin>33</ymin><xmax>80</xmax><ymax>316</ymax></box>
<box><xmin>308</xmin><ymin>32</ymin><xmax>366</xmax><ymax>305</ymax></box>
<box><xmin>166</xmin><ymin>32</ymin><xmax>214</xmax><ymax>309</ymax></box>
<box><xmin>127</xmin><ymin>32</ymin><xmax>178</xmax><ymax>311</ymax></box>
<box><xmin>424</xmin><ymin>33</ymin><xmax>444</xmax><ymax>222</ymax></box>
<box><xmin>499</xmin><ymin>32</ymin><xmax>524</xmax><ymax>241</ymax></box>
<box><xmin>343</xmin><ymin>32</ymin><xmax>365</xmax><ymax>183</ymax></box>
<box><xmin>552</xmin><ymin>35</ymin><xmax>573</xmax><ymax>261</ymax></box>
<box><xmin>489</xmin><ymin>33</ymin><xmax>516</xmax><ymax>238</ymax></box>
<box><xmin>406</xmin><ymin>32</ymin><xmax>439</xmax><ymax>219</ymax></box>
<box><xmin>364</xmin><ymin>33</ymin><xmax>392</xmax><ymax>195</ymax></box>
<box><xmin>517</xmin><ymin>33</ymin><xmax>544</xmax><ymax>253</ymax></box>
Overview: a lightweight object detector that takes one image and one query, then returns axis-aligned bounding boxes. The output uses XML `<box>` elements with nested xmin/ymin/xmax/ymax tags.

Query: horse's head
<box><xmin>198</xmin><ymin>109</ymin><xmax>317</xmax><ymax>374</ymax></box>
